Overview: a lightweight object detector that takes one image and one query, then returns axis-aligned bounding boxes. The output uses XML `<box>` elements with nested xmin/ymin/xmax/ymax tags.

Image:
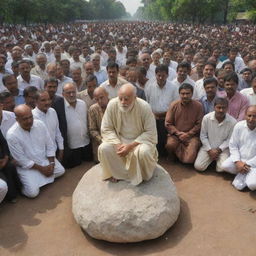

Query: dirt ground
<box><xmin>0</xmin><ymin>159</ymin><xmax>256</xmax><ymax>256</ymax></box>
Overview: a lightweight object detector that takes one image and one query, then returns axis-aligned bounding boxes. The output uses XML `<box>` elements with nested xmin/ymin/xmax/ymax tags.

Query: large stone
<box><xmin>72</xmin><ymin>164</ymin><xmax>180</xmax><ymax>243</ymax></box>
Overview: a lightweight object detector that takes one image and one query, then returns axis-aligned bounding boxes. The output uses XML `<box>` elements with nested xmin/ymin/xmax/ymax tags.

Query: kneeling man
<box><xmin>98</xmin><ymin>83</ymin><xmax>158</xmax><ymax>185</ymax></box>
<box><xmin>221</xmin><ymin>105</ymin><xmax>256</xmax><ymax>191</ymax></box>
<box><xmin>194</xmin><ymin>98</ymin><xmax>237</xmax><ymax>172</ymax></box>
<box><xmin>7</xmin><ymin>104</ymin><xmax>65</xmax><ymax>198</ymax></box>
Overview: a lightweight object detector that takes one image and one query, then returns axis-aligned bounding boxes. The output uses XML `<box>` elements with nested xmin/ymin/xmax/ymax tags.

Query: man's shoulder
<box><xmin>235</xmin><ymin>91</ymin><xmax>249</xmax><ymax>102</ymax></box>
<box><xmin>169</xmin><ymin>99</ymin><xmax>181</xmax><ymax>109</ymax></box>
<box><xmin>233</xmin><ymin>120</ymin><xmax>247</xmax><ymax>131</ymax></box>
<box><xmin>6</xmin><ymin>122</ymin><xmax>19</xmax><ymax>139</ymax></box>
<box><xmin>100</xmin><ymin>80</ymin><xmax>110</xmax><ymax>87</ymax></box>
<box><xmin>3</xmin><ymin>110</ymin><xmax>15</xmax><ymax>119</ymax></box>
<box><xmin>240</xmin><ymin>88</ymin><xmax>253</xmax><ymax>95</ymax></box>
<box><xmin>225</xmin><ymin>113</ymin><xmax>237</xmax><ymax>124</ymax></box>
<box><xmin>31</xmin><ymin>74</ymin><xmax>43</xmax><ymax>81</ymax></box>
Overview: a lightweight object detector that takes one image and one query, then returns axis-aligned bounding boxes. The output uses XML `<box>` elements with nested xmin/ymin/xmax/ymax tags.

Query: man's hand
<box><xmin>207</xmin><ymin>149</ymin><xmax>221</xmax><ymax>161</ymax></box>
<box><xmin>115</xmin><ymin>142</ymin><xmax>139</xmax><ymax>157</ymax></box>
<box><xmin>235</xmin><ymin>161</ymin><xmax>250</xmax><ymax>174</ymax></box>
<box><xmin>0</xmin><ymin>156</ymin><xmax>8</xmax><ymax>169</ymax></box>
<box><xmin>38</xmin><ymin>165</ymin><xmax>54</xmax><ymax>177</ymax></box>
<box><xmin>57</xmin><ymin>150</ymin><xmax>64</xmax><ymax>162</ymax></box>
<box><xmin>177</xmin><ymin>132</ymin><xmax>190</xmax><ymax>142</ymax></box>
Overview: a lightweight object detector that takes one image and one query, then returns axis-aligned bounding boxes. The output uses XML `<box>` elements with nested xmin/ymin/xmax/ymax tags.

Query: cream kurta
<box><xmin>98</xmin><ymin>97</ymin><xmax>158</xmax><ymax>185</ymax></box>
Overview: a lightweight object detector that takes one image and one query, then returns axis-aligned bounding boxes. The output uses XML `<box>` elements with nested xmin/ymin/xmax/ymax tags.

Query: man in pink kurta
<box><xmin>165</xmin><ymin>83</ymin><xmax>204</xmax><ymax>163</ymax></box>
<box><xmin>224</xmin><ymin>72</ymin><xmax>249</xmax><ymax>121</ymax></box>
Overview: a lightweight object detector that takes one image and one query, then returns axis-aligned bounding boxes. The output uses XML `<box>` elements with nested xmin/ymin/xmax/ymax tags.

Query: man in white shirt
<box><xmin>139</xmin><ymin>52</ymin><xmax>155</xmax><ymax>80</ymax></box>
<box><xmin>30</xmin><ymin>53</ymin><xmax>48</xmax><ymax>80</ymax></box>
<box><xmin>100</xmin><ymin>62</ymin><xmax>128</xmax><ymax>99</ymax></box>
<box><xmin>221</xmin><ymin>105</ymin><xmax>256</xmax><ymax>191</ymax></box>
<box><xmin>32</xmin><ymin>91</ymin><xmax>64</xmax><ymax>162</ymax></box>
<box><xmin>6</xmin><ymin>104</ymin><xmax>65</xmax><ymax>198</ymax></box>
<box><xmin>194</xmin><ymin>98</ymin><xmax>236</xmax><ymax>172</ymax></box>
<box><xmin>62</xmin><ymin>83</ymin><xmax>92</xmax><ymax>168</ymax></box>
<box><xmin>91</xmin><ymin>53</ymin><xmax>108</xmax><ymax>85</ymax></box>
<box><xmin>115</xmin><ymin>39</ymin><xmax>127</xmax><ymax>67</ymax></box>
<box><xmin>145</xmin><ymin>64</ymin><xmax>179</xmax><ymax>156</ymax></box>
<box><xmin>240</xmin><ymin>75</ymin><xmax>256</xmax><ymax>105</ymax></box>
<box><xmin>172</xmin><ymin>62</ymin><xmax>195</xmax><ymax>89</ymax></box>
<box><xmin>193</xmin><ymin>62</ymin><xmax>216</xmax><ymax>100</ymax></box>
<box><xmin>17</xmin><ymin>59</ymin><xmax>44</xmax><ymax>91</ymax></box>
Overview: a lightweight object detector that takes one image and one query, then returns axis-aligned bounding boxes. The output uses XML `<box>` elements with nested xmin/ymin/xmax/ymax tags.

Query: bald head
<box><xmin>246</xmin><ymin>105</ymin><xmax>256</xmax><ymax>130</ymax></box>
<box><xmin>62</xmin><ymin>83</ymin><xmax>77</xmax><ymax>105</ymax></box>
<box><xmin>14</xmin><ymin>104</ymin><xmax>33</xmax><ymax>131</ymax></box>
<box><xmin>94</xmin><ymin>87</ymin><xmax>109</xmax><ymax>109</ymax></box>
<box><xmin>14</xmin><ymin>104</ymin><xmax>31</xmax><ymax>117</ymax></box>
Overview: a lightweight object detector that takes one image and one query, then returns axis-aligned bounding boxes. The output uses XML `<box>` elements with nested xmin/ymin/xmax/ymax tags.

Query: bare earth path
<box><xmin>0</xmin><ymin>159</ymin><xmax>256</xmax><ymax>256</ymax></box>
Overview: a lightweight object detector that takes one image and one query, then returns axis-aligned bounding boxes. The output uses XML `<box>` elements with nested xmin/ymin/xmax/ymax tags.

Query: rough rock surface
<box><xmin>72</xmin><ymin>164</ymin><xmax>180</xmax><ymax>243</ymax></box>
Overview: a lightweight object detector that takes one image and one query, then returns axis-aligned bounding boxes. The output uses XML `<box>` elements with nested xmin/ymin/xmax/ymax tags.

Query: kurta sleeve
<box><xmin>101</xmin><ymin>101</ymin><xmax>121</xmax><ymax>144</ymax></box>
<box><xmin>165</xmin><ymin>102</ymin><xmax>179</xmax><ymax>135</ymax></box>
<box><xmin>200</xmin><ymin>116</ymin><xmax>211</xmax><ymax>151</ymax></box>
<box><xmin>218</xmin><ymin>119</ymin><xmax>236</xmax><ymax>151</ymax></box>
<box><xmin>237</xmin><ymin>97</ymin><xmax>249</xmax><ymax>122</ymax></box>
<box><xmin>229</xmin><ymin>124</ymin><xmax>241</xmax><ymax>163</ymax></box>
<box><xmin>7</xmin><ymin>134</ymin><xmax>35</xmax><ymax>169</ymax></box>
<box><xmin>42</xmin><ymin>123</ymin><xmax>56</xmax><ymax>157</ymax></box>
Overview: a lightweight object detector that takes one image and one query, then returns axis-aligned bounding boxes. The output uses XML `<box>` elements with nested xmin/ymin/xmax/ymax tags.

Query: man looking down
<box><xmin>98</xmin><ymin>83</ymin><xmax>158</xmax><ymax>185</ymax></box>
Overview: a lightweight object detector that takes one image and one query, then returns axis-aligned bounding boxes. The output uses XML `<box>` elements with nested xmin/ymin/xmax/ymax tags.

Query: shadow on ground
<box><xmin>0</xmin><ymin>162</ymin><xmax>94</xmax><ymax>250</ymax></box>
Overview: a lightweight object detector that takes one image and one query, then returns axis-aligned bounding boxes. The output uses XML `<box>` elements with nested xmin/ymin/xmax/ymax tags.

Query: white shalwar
<box><xmin>221</xmin><ymin>121</ymin><xmax>256</xmax><ymax>190</ymax></box>
<box><xmin>195</xmin><ymin>112</ymin><xmax>236</xmax><ymax>172</ymax></box>
<box><xmin>6</xmin><ymin>119</ymin><xmax>65</xmax><ymax>198</ymax></box>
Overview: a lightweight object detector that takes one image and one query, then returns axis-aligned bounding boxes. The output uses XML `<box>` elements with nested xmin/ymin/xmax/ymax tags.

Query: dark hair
<box><xmin>126</xmin><ymin>57</ymin><xmax>137</xmax><ymax>65</ymax></box>
<box><xmin>44</xmin><ymin>78</ymin><xmax>58</xmax><ymax>87</ymax></box>
<box><xmin>203</xmin><ymin>77</ymin><xmax>218</xmax><ymax>87</ymax></box>
<box><xmin>106</xmin><ymin>61</ymin><xmax>119</xmax><ymax>71</ymax></box>
<box><xmin>136</xmin><ymin>66</ymin><xmax>147</xmax><ymax>76</ymax></box>
<box><xmin>85</xmin><ymin>74</ymin><xmax>98</xmax><ymax>85</ymax></box>
<box><xmin>204</xmin><ymin>61</ymin><xmax>216</xmax><ymax>70</ymax></box>
<box><xmin>179</xmin><ymin>83</ymin><xmax>194</xmax><ymax>93</ymax></box>
<box><xmin>240</xmin><ymin>67</ymin><xmax>252</xmax><ymax>74</ymax></box>
<box><xmin>224</xmin><ymin>71</ymin><xmax>239</xmax><ymax>84</ymax></box>
<box><xmin>17</xmin><ymin>59</ymin><xmax>31</xmax><ymax>66</ymax></box>
<box><xmin>0</xmin><ymin>91</ymin><xmax>12</xmax><ymax>103</ymax></box>
<box><xmin>214</xmin><ymin>97</ymin><xmax>229</xmax><ymax>107</ymax></box>
<box><xmin>155</xmin><ymin>64</ymin><xmax>168</xmax><ymax>75</ymax></box>
<box><xmin>222</xmin><ymin>61</ymin><xmax>235</xmax><ymax>70</ymax></box>
<box><xmin>23</xmin><ymin>86</ymin><xmax>39</xmax><ymax>98</ymax></box>
<box><xmin>2</xmin><ymin>74</ymin><xmax>16</xmax><ymax>86</ymax></box>
<box><xmin>177</xmin><ymin>61</ymin><xmax>191</xmax><ymax>71</ymax></box>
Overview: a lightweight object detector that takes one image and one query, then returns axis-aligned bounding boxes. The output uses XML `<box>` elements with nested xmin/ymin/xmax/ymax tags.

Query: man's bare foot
<box><xmin>104</xmin><ymin>177</ymin><xmax>119</xmax><ymax>183</ymax></box>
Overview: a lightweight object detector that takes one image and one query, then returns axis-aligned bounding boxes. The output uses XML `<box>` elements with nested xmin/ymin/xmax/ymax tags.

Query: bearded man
<box><xmin>98</xmin><ymin>83</ymin><xmax>158</xmax><ymax>185</ymax></box>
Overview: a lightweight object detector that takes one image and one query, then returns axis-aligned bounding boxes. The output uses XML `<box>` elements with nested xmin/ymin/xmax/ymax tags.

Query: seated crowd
<box><xmin>1</xmin><ymin>21</ymin><xmax>256</xmax><ymax>204</ymax></box>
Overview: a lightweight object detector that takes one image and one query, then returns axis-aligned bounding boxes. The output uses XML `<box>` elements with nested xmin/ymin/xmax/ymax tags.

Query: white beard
<box><xmin>118</xmin><ymin>101</ymin><xmax>135</xmax><ymax>113</ymax></box>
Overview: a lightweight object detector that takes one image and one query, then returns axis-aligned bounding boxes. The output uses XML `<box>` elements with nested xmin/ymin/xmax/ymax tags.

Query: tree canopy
<box><xmin>0</xmin><ymin>0</ymin><xmax>129</xmax><ymax>24</ymax></box>
<box><xmin>134</xmin><ymin>0</ymin><xmax>256</xmax><ymax>24</ymax></box>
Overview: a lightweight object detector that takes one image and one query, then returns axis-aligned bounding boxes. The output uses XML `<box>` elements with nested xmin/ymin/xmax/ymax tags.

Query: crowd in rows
<box><xmin>1</xmin><ymin>21</ymin><xmax>256</xmax><ymax>204</ymax></box>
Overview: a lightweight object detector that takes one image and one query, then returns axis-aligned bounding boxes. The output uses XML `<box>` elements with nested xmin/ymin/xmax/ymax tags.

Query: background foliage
<box><xmin>0</xmin><ymin>0</ymin><xmax>129</xmax><ymax>24</ymax></box>
<box><xmin>135</xmin><ymin>0</ymin><xmax>256</xmax><ymax>24</ymax></box>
